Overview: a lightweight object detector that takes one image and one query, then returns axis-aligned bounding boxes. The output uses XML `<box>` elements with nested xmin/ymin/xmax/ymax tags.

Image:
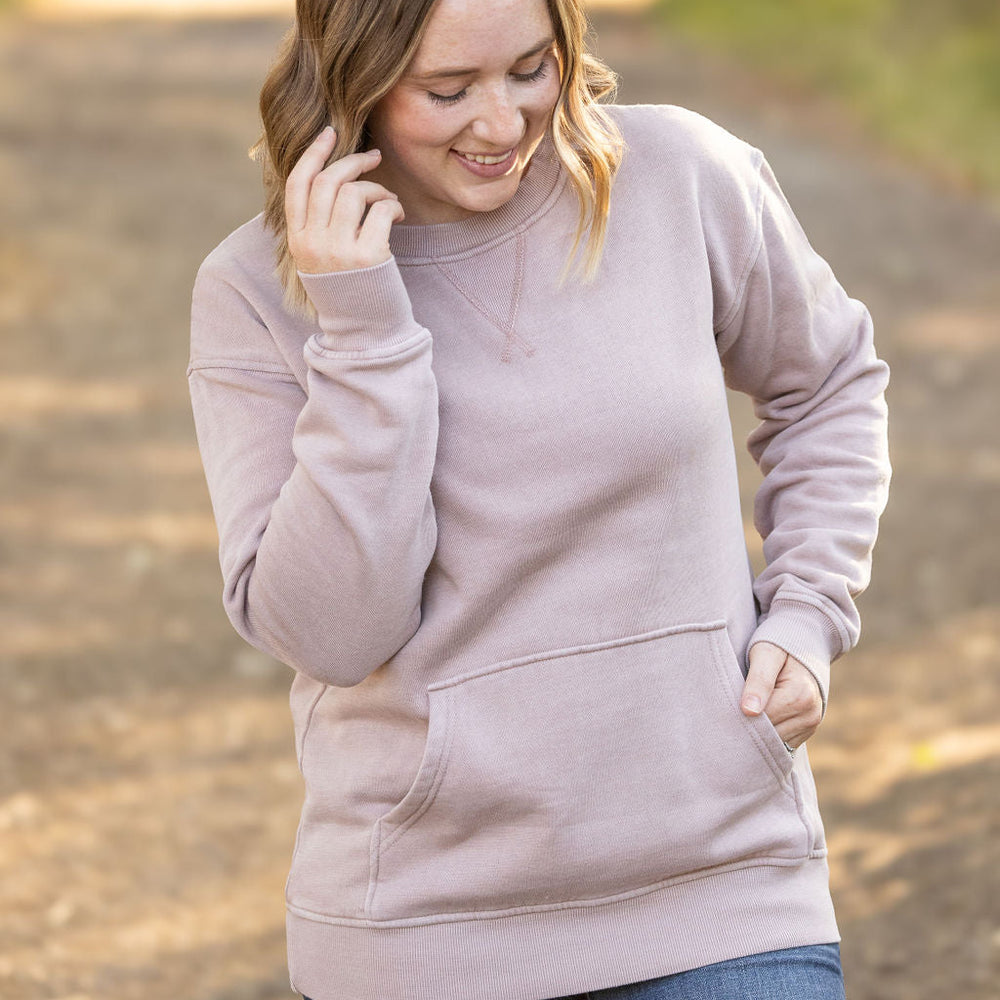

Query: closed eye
<box><xmin>427</xmin><ymin>59</ymin><xmax>550</xmax><ymax>106</ymax></box>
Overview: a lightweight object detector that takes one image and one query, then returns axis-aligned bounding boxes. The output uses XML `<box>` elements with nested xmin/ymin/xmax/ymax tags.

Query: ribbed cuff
<box><xmin>748</xmin><ymin>599</ymin><xmax>846</xmax><ymax>717</ymax></box>
<box><xmin>298</xmin><ymin>257</ymin><xmax>425</xmax><ymax>353</ymax></box>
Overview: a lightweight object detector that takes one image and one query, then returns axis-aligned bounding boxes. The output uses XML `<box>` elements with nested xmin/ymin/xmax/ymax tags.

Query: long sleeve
<box><xmin>187</xmin><ymin>255</ymin><xmax>439</xmax><ymax>687</ymax></box>
<box><xmin>712</xmin><ymin>149</ymin><xmax>891</xmax><ymax>714</ymax></box>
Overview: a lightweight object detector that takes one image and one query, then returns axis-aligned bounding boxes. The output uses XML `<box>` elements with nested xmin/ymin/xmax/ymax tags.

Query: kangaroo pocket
<box><xmin>366</xmin><ymin>620</ymin><xmax>812</xmax><ymax>920</ymax></box>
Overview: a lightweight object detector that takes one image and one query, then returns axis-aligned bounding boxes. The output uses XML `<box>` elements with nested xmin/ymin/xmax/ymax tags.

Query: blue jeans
<box><xmin>301</xmin><ymin>942</ymin><xmax>845</xmax><ymax>1000</ymax></box>
<box><xmin>549</xmin><ymin>943</ymin><xmax>846</xmax><ymax>999</ymax></box>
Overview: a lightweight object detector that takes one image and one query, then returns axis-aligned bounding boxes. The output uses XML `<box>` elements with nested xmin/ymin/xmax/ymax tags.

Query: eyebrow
<box><xmin>409</xmin><ymin>36</ymin><xmax>555</xmax><ymax>81</ymax></box>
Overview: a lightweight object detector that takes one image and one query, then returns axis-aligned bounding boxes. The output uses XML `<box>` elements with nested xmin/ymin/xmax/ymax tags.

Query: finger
<box><xmin>285</xmin><ymin>126</ymin><xmax>338</xmax><ymax>233</ymax></box>
<box><xmin>771</xmin><ymin>659</ymin><xmax>824</xmax><ymax>729</ymax></box>
<box><xmin>778</xmin><ymin>731</ymin><xmax>802</xmax><ymax>751</ymax></box>
<box><xmin>768</xmin><ymin>657</ymin><xmax>825</xmax><ymax>749</ymax></box>
<box><xmin>307</xmin><ymin>178</ymin><xmax>398</xmax><ymax>238</ymax></box>
<box><xmin>326</xmin><ymin>181</ymin><xmax>401</xmax><ymax>242</ymax></box>
<box><xmin>356</xmin><ymin>198</ymin><xmax>407</xmax><ymax>261</ymax></box>
<box><xmin>774</xmin><ymin>715</ymin><xmax>810</xmax><ymax>750</ymax></box>
<box><xmin>741</xmin><ymin>641</ymin><xmax>787</xmax><ymax>717</ymax></box>
<box><xmin>299</xmin><ymin>149</ymin><xmax>388</xmax><ymax>234</ymax></box>
<box><xmin>286</xmin><ymin>135</ymin><xmax>380</xmax><ymax>230</ymax></box>
<box><xmin>802</xmin><ymin>666</ymin><xmax>823</xmax><ymax>705</ymax></box>
<box><xmin>311</xmin><ymin>146</ymin><xmax>383</xmax><ymax>191</ymax></box>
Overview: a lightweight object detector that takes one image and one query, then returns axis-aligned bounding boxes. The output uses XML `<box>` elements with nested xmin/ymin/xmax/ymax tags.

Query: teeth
<box><xmin>458</xmin><ymin>150</ymin><xmax>512</xmax><ymax>165</ymax></box>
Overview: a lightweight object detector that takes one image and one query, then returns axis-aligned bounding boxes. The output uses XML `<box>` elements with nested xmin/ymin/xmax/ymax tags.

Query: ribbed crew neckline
<box><xmin>387</xmin><ymin>131</ymin><xmax>565</xmax><ymax>262</ymax></box>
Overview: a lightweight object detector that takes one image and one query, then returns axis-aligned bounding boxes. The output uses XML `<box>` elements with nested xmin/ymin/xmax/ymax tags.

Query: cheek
<box><xmin>389</xmin><ymin>110</ymin><xmax>460</xmax><ymax>159</ymax></box>
<box><xmin>529</xmin><ymin>66</ymin><xmax>562</xmax><ymax>119</ymax></box>
<box><xmin>371</xmin><ymin>94</ymin><xmax>449</xmax><ymax>158</ymax></box>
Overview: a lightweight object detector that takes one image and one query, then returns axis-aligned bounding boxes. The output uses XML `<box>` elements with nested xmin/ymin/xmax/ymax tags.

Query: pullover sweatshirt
<box><xmin>187</xmin><ymin>104</ymin><xmax>891</xmax><ymax>1000</ymax></box>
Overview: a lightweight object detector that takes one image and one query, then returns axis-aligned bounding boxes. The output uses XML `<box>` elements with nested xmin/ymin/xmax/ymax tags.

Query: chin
<box><xmin>456</xmin><ymin>179</ymin><xmax>521</xmax><ymax>215</ymax></box>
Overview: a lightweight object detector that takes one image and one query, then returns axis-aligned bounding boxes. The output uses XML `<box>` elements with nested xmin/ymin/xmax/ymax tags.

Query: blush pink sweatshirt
<box><xmin>187</xmin><ymin>104</ymin><xmax>891</xmax><ymax>1000</ymax></box>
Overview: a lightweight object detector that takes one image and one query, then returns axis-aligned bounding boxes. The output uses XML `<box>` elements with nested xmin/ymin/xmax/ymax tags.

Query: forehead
<box><xmin>410</xmin><ymin>0</ymin><xmax>554</xmax><ymax>73</ymax></box>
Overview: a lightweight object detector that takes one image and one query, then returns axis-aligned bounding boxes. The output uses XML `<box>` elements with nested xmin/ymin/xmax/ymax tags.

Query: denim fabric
<box><xmin>300</xmin><ymin>941</ymin><xmax>845</xmax><ymax>1000</ymax></box>
<box><xmin>549</xmin><ymin>943</ymin><xmax>846</xmax><ymax>1000</ymax></box>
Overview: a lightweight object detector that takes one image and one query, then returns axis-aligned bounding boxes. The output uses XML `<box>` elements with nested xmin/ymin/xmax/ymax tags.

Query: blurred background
<box><xmin>1</xmin><ymin>0</ymin><xmax>997</xmax><ymax>997</ymax></box>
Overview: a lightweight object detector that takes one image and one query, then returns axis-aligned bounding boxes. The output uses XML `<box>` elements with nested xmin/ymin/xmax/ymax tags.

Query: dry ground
<box><xmin>0</xmin><ymin>5</ymin><xmax>998</xmax><ymax>999</ymax></box>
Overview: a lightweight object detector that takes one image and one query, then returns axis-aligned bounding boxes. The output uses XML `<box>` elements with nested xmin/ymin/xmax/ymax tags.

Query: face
<box><xmin>364</xmin><ymin>0</ymin><xmax>562</xmax><ymax>225</ymax></box>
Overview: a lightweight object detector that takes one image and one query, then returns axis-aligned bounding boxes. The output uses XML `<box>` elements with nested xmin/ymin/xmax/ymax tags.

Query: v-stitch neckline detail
<box><xmin>432</xmin><ymin>231</ymin><xmax>535</xmax><ymax>363</ymax></box>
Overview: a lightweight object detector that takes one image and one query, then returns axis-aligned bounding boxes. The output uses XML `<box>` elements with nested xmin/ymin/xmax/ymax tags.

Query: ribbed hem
<box><xmin>748</xmin><ymin>599</ymin><xmax>847</xmax><ymax>716</ymax></box>
<box><xmin>287</xmin><ymin>857</ymin><xmax>839</xmax><ymax>1000</ymax></box>
<box><xmin>298</xmin><ymin>257</ymin><xmax>425</xmax><ymax>353</ymax></box>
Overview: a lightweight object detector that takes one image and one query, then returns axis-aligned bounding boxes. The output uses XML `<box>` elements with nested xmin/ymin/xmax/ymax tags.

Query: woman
<box><xmin>187</xmin><ymin>0</ymin><xmax>891</xmax><ymax>997</ymax></box>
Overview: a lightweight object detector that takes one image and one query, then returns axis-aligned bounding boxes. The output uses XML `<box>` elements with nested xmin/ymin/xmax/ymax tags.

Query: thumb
<box><xmin>741</xmin><ymin>641</ymin><xmax>787</xmax><ymax>717</ymax></box>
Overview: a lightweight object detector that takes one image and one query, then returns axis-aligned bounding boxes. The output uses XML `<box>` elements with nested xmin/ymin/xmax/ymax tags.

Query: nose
<box><xmin>468</xmin><ymin>80</ymin><xmax>526</xmax><ymax>150</ymax></box>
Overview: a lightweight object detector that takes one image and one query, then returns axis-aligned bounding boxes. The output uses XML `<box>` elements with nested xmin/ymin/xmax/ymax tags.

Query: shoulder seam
<box><xmin>186</xmin><ymin>358</ymin><xmax>298</xmax><ymax>380</ymax></box>
<box><xmin>714</xmin><ymin>146</ymin><xmax>767</xmax><ymax>336</ymax></box>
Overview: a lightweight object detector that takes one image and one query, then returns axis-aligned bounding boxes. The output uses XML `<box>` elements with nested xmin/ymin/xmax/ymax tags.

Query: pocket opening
<box><xmin>374</xmin><ymin>685</ymin><xmax>454</xmax><ymax>854</ymax></box>
<box><xmin>367</xmin><ymin>620</ymin><xmax>813</xmax><ymax>919</ymax></box>
<box><xmin>705</xmin><ymin>627</ymin><xmax>797</xmax><ymax>781</ymax></box>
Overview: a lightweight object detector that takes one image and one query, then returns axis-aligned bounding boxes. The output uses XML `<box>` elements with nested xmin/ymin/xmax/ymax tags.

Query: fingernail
<box><xmin>368</xmin><ymin>148</ymin><xmax>381</xmax><ymax>158</ymax></box>
<box><xmin>743</xmin><ymin>695</ymin><xmax>761</xmax><ymax>714</ymax></box>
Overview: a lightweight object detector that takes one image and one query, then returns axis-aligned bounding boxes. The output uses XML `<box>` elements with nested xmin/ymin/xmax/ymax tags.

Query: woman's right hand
<box><xmin>285</xmin><ymin>126</ymin><xmax>405</xmax><ymax>275</ymax></box>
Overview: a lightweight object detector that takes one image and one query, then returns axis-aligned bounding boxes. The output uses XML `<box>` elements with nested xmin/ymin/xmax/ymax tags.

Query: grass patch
<box><xmin>654</xmin><ymin>0</ymin><xmax>1000</xmax><ymax>199</ymax></box>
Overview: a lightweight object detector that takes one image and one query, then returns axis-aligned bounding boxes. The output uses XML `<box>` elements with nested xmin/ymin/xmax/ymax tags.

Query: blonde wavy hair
<box><xmin>250</xmin><ymin>0</ymin><xmax>625</xmax><ymax>315</ymax></box>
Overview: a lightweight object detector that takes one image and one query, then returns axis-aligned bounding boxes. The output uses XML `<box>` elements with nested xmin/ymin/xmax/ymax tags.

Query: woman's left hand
<box><xmin>740</xmin><ymin>642</ymin><xmax>824</xmax><ymax>750</ymax></box>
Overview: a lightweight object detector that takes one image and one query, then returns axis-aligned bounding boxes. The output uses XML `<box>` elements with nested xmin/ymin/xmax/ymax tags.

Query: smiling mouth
<box><xmin>454</xmin><ymin>148</ymin><xmax>516</xmax><ymax>165</ymax></box>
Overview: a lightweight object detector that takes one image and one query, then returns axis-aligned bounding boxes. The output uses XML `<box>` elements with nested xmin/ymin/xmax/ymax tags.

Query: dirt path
<box><xmin>0</xmin><ymin>6</ymin><xmax>997</xmax><ymax>999</ymax></box>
